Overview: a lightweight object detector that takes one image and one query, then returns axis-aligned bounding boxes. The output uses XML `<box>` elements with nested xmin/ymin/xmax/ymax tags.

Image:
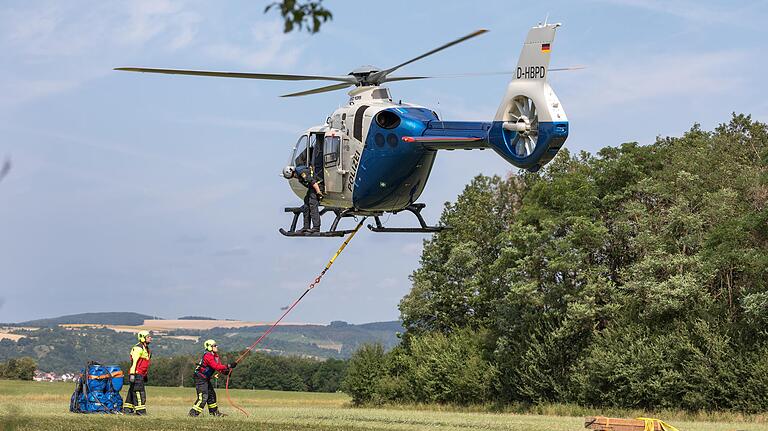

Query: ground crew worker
<box><xmin>188</xmin><ymin>339</ymin><xmax>236</xmax><ymax>417</ymax></box>
<box><xmin>283</xmin><ymin>165</ymin><xmax>324</xmax><ymax>233</ymax></box>
<box><xmin>124</xmin><ymin>330</ymin><xmax>152</xmax><ymax>415</ymax></box>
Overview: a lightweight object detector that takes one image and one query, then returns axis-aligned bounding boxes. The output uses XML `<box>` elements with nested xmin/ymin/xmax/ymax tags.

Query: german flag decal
<box><xmin>541</xmin><ymin>43</ymin><xmax>551</xmax><ymax>52</ymax></box>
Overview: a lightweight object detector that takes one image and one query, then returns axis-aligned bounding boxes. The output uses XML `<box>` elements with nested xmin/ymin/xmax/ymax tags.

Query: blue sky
<box><xmin>1</xmin><ymin>0</ymin><xmax>766</xmax><ymax>323</ymax></box>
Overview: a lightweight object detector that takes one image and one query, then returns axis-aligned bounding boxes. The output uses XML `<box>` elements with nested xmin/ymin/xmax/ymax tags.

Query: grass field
<box><xmin>1</xmin><ymin>380</ymin><xmax>766</xmax><ymax>431</ymax></box>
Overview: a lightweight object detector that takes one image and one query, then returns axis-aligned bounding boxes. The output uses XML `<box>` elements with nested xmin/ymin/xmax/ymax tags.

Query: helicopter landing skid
<box><xmin>367</xmin><ymin>203</ymin><xmax>446</xmax><ymax>234</ymax></box>
<box><xmin>279</xmin><ymin>207</ymin><xmax>358</xmax><ymax>238</ymax></box>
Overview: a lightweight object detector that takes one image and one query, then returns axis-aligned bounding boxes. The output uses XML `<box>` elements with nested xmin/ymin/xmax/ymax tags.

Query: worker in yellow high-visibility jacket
<box><xmin>124</xmin><ymin>330</ymin><xmax>152</xmax><ymax>415</ymax></box>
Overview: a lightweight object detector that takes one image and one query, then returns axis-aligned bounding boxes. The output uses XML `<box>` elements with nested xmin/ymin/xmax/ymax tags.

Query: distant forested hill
<box><xmin>0</xmin><ymin>319</ymin><xmax>402</xmax><ymax>373</ymax></box>
<box><xmin>16</xmin><ymin>312</ymin><xmax>158</xmax><ymax>327</ymax></box>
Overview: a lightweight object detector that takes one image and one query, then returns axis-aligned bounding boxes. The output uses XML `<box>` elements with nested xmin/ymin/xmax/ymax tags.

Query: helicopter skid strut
<box><xmin>279</xmin><ymin>203</ymin><xmax>446</xmax><ymax>237</ymax></box>
<box><xmin>367</xmin><ymin>203</ymin><xmax>446</xmax><ymax>234</ymax></box>
<box><xmin>279</xmin><ymin>207</ymin><xmax>358</xmax><ymax>237</ymax></box>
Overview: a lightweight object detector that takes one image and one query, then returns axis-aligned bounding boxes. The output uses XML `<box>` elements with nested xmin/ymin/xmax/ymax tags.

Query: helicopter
<box><xmin>116</xmin><ymin>23</ymin><xmax>569</xmax><ymax>237</ymax></box>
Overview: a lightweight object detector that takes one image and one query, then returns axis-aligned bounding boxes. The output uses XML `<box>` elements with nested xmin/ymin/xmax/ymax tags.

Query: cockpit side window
<box><xmin>293</xmin><ymin>135</ymin><xmax>309</xmax><ymax>166</ymax></box>
<box><xmin>324</xmin><ymin>136</ymin><xmax>340</xmax><ymax>167</ymax></box>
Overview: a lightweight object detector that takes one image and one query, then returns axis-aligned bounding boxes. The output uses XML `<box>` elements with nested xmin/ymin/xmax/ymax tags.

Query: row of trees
<box><xmin>121</xmin><ymin>352</ymin><xmax>348</xmax><ymax>393</ymax></box>
<box><xmin>344</xmin><ymin>115</ymin><xmax>768</xmax><ymax>411</ymax></box>
<box><xmin>0</xmin><ymin>357</ymin><xmax>36</xmax><ymax>380</ymax></box>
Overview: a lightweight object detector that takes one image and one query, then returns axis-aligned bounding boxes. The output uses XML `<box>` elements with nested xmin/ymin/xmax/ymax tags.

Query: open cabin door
<box><xmin>323</xmin><ymin>134</ymin><xmax>342</xmax><ymax>193</ymax></box>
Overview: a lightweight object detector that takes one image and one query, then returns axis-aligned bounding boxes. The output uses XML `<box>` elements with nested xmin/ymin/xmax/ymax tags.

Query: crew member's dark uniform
<box><xmin>295</xmin><ymin>165</ymin><xmax>321</xmax><ymax>232</ymax></box>
<box><xmin>189</xmin><ymin>352</ymin><xmax>230</xmax><ymax>416</ymax></box>
<box><xmin>125</xmin><ymin>342</ymin><xmax>151</xmax><ymax>415</ymax></box>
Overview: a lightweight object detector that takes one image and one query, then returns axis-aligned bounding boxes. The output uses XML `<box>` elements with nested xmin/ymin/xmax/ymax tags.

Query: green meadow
<box><xmin>1</xmin><ymin>380</ymin><xmax>766</xmax><ymax>430</ymax></box>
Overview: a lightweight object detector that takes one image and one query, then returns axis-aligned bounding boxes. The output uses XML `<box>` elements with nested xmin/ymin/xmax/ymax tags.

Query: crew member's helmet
<box><xmin>137</xmin><ymin>330</ymin><xmax>151</xmax><ymax>344</ymax></box>
<box><xmin>204</xmin><ymin>339</ymin><xmax>217</xmax><ymax>352</ymax></box>
<box><xmin>282</xmin><ymin>166</ymin><xmax>295</xmax><ymax>179</ymax></box>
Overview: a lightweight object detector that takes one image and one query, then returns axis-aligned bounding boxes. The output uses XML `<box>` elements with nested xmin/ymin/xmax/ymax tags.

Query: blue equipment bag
<box><xmin>69</xmin><ymin>361</ymin><xmax>124</xmax><ymax>413</ymax></box>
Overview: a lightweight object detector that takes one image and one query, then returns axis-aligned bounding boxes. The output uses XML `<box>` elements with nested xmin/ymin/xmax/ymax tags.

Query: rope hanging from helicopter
<box><xmin>225</xmin><ymin>217</ymin><xmax>367</xmax><ymax>416</ymax></box>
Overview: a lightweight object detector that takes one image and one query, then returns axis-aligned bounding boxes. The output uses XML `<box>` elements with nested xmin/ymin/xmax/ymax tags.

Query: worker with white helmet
<box><xmin>124</xmin><ymin>330</ymin><xmax>152</xmax><ymax>415</ymax></box>
<box><xmin>188</xmin><ymin>339</ymin><xmax>236</xmax><ymax>417</ymax></box>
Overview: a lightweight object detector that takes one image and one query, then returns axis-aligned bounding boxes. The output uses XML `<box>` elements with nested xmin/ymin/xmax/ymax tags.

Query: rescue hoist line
<box><xmin>225</xmin><ymin>218</ymin><xmax>367</xmax><ymax>416</ymax></box>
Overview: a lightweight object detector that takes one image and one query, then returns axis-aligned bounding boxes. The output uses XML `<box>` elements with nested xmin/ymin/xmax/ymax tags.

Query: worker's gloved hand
<box><xmin>228</xmin><ymin>362</ymin><xmax>237</xmax><ymax>369</ymax></box>
<box><xmin>129</xmin><ymin>374</ymin><xmax>135</xmax><ymax>383</ymax></box>
<box><xmin>143</xmin><ymin>375</ymin><xmax>149</xmax><ymax>384</ymax></box>
<box><xmin>317</xmin><ymin>193</ymin><xmax>324</xmax><ymax>201</ymax></box>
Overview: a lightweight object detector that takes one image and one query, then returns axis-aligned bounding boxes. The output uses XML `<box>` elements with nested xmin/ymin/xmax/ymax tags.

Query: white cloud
<box><xmin>203</xmin><ymin>21</ymin><xmax>303</xmax><ymax>70</ymax></box>
<box><xmin>0</xmin><ymin>1</ymin><xmax>201</xmax><ymax>109</ymax></box>
<box><xmin>143</xmin><ymin>182</ymin><xmax>251</xmax><ymax>215</ymax></box>
<box><xmin>415</xmin><ymin>91</ymin><xmax>497</xmax><ymax>122</ymax></box>
<box><xmin>0</xmin><ymin>3</ymin><xmax>311</xmax><ymax>110</ymax></box>
<box><xmin>1</xmin><ymin>1</ymin><xmax>200</xmax><ymax>57</ymax></box>
<box><xmin>376</xmin><ymin>277</ymin><xmax>400</xmax><ymax>289</ymax></box>
<box><xmin>212</xmin><ymin>247</ymin><xmax>251</xmax><ymax>257</ymax></box>
<box><xmin>217</xmin><ymin>278</ymin><xmax>258</xmax><ymax>291</ymax></box>
<box><xmin>595</xmin><ymin>0</ymin><xmax>758</xmax><ymax>25</ymax></box>
<box><xmin>400</xmin><ymin>242</ymin><xmax>423</xmax><ymax>256</ymax></box>
<box><xmin>119</xmin><ymin>0</ymin><xmax>200</xmax><ymax>49</ymax></box>
<box><xmin>561</xmin><ymin>50</ymin><xmax>747</xmax><ymax>116</ymax></box>
<box><xmin>175</xmin><ymin>116</ymin><xmax>304</xmax><ymax>134</ymax></box>
<box><xmin>0</xmin><ymin>78</ymin><xmax>78</xmax><ymax>108</ymax></box>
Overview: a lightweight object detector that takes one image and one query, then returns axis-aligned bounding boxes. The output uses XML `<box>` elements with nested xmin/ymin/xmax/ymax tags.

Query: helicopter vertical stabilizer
<box><xmin>514</xmin><ymin>22</ymin><xmax>558</xmax><ymax>81</ymax></box>
<box><xmin>488</xmin><ymin>23</ymin><xmax>569</xmax><ymax>172</ymax></box>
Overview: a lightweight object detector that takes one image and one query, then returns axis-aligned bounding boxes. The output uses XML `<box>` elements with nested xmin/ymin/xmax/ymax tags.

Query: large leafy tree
<box><xmin>390</xmin><ymin>114</ymin><xmax>768</xmax><ymax>410</ymax></box>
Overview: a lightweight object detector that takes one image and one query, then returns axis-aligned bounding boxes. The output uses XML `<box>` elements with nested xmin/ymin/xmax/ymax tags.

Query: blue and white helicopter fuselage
<box><xmin>116</xmin><ymin>23</ymin><xmax>570</xmax><ymax>236</ymax></box>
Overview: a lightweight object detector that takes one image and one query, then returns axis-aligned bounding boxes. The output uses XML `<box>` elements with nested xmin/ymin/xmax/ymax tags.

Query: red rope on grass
<box><xmin>225</xmin><ymin>219</ymin><xmax>366</xmax><ymax>416</ymax></box>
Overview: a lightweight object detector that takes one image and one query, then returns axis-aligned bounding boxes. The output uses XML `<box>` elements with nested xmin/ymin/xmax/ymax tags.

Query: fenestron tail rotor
<box><xmin>503</xmin><ymin>96</ymin><xmax>539</xmax><ymax>157</ymax></box>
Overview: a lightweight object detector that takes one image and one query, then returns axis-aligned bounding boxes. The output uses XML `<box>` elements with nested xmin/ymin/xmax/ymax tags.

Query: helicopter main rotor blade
<box><xmin>405</xmin><ymin>66</ymin><xmax>588</xmax><ymax>79</ymax></box>
<box><xmin>380</xmin><ymin>75</ymin><xmax>431</xmax><ymax>83</ymax></box>
<box><xmin>114</xmin><ymin>67</ymin><xmax>357</xmax><ymax>83</ymax></box>
<box><xmin>369</xmin><ymin>29</ymin><xmax>488</xmax><ymax>83</ymax></box>
<box><xmin>280</xmin><ymin>82</ymin><xmax>354</xmax><ymax>97</ymax></box>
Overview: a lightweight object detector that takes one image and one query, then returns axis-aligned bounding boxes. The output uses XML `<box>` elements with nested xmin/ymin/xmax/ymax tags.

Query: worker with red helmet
<box><xmin>188</xmin><ymin>339</ymin><xmax>236</xmax><ymax>417</ymax></box>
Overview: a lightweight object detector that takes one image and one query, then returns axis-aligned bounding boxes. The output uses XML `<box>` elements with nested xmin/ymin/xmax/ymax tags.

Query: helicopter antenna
<box><xmin>435</xmin><ymin>100</ymin><xmax>445</xmax><ymax>128</ymax></box>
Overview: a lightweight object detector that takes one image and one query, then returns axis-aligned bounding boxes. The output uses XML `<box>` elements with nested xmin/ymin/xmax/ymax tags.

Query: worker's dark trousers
<box><xmin>124</xmin><ymin>374</ymin><xmax>147</xmax><ymax>413</ymax></box>
<box><xmin>190</xmin><ymin>376</ymin><xmax>218</xmax><ymax>414</ymax></box>
<box><xmin>302</xmin><ymin>189</ymin><xmax>321</xmax><ymax>229</ymax></box>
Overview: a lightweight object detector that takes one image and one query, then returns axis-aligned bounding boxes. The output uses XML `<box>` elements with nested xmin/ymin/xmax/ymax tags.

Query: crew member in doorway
<box><xmin>283</xmin><ymin>165</ymin><xmax>324</xmax><ymax>233</ymax></box>
<box><xmin>188</xmin><ymin>339</ymin><xmax>236</xmax><ymax>417</ymax></box>
<box><xmin>124</xmin><ymin>330</ymin><xmax>152</xmax><ymax>415</ymax></box>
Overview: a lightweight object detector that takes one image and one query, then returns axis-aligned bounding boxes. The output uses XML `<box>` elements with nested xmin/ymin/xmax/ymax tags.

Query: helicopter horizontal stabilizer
<box><xmin>401</xmin><ymin>136</ymin><xmax>488</xmax><ymax>150</ymax></box>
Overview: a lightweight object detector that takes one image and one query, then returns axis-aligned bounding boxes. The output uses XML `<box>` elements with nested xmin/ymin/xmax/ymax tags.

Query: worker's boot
<box><xmin>188</xmin><ymin>408</ymin><xmax>199</xmax><ymax>417</ymax></box>
<box><xmin>123</xmin><ymin>407</ymin><xmax>134</xmax><ymax>415</ymax></box>
<box><xmin>209</xmin><ymin>408</ymin><xmax>227</xmax><ymax>417</ymax></box>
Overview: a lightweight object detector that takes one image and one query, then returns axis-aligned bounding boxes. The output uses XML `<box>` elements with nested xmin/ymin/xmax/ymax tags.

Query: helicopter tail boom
<box><xmin>403</xmin><ymin>121</ymin><xmax>491</xmax><ymax>150</ymax></box>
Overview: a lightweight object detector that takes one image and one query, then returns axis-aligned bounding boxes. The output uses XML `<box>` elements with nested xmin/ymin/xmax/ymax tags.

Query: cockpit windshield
<box><xmin>293</xmin><ymin>135</ymin><xmax>309</xmax><ymax>166</ymax></box>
